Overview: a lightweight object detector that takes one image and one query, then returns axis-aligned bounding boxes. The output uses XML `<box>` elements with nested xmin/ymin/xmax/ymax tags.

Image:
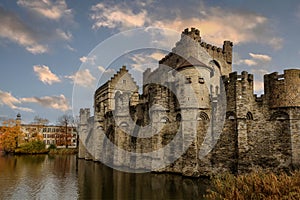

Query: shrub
<box><xmin>15</xmin><ymin>140</ymin><xmax>48</xmax><ymax>154</ymax></box>
<box><xmin>49</xmin><ymin>148</ymin><xmax>78</xmax><ymax>155</ymax></box>
<box><xmin>48</xmin><ymin>144</ymin><xmax>57</xmax><ymax>150</ymax></box>
<box><xmin>205</xmin><ymin>171</ymin><xmax>300</xmax><ymax>199</ymax></box>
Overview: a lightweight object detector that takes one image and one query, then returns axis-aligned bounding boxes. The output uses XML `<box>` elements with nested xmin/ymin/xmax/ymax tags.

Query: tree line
<box><xmin>0</xmin><ymin>115</ymin><xmax>76</xmax><ymax>154</ymax></box>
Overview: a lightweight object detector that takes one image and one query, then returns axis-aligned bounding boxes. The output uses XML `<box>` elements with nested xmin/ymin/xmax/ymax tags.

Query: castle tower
<box><xmin>174</xmin><ymin>63</ymin><xmax>212</xmax><ymax>176</ymax></box>
<box><xmin>224</xmin><ymin>71</ymin><xmax>255</xmax><ymax>173</ymax></box>
<box><xmin>264</xmin><ymin>69</ymin><xmax>300</xmax><ymax>167</ymax></box>
<box><xmin>264</xmin><ymin>69</ymin><xmax>300</xmax><ymax>108</ymax></box>
<box><xmin>15</xmin><ymin>113</ymin><xmax>21</xmax><ymax>126</ymax></box>
<box><xmin>78</xmin><ymin>108</ymin><xmax>90</xmax><ymax>159</ymax></box>
<box><xmin>158</xmin><ymin>28</ymin><xmax>232</xmax><ymax>78</ymax></box>
<box><xmin>113</xmin><ymin>91</ymin><xmax>132</xmax><ymax>168</ymax></box>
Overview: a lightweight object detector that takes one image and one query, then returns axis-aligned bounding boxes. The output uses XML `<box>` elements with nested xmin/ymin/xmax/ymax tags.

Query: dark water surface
<box><xmin>0</xmin><ymin>154</ymin><xmax>210</xmax><ymax>199</ymax></box>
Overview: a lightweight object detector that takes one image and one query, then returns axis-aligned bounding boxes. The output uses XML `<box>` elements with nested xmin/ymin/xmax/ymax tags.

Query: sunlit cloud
<box><xmin>98</xmin><ymin>66</ymin><xmax>105</xmax><ymax>73</ymax></box>
<box><xmin>243</xmin><ymin>59</ymin><xmax>257</xmax><ymax>66</ymax></box>
<box><xmin>0</xmin><ymin>4</ymin><xmax>74</xmax><ymax>54</ymax></box>
<box><xmin>79</xmin><ymin>55</ymin><xmax>96</xmax><ymax>64</ymax></box>
<box><xmin>65</xmin><ymin>44</ymin><xmax>76</xmax><ymax>52</ymax></box>
<box><xmin>0</xmin><ymin>90</ymin><xmax>34</xmax><ymax>112</ymax></box>
<box><xmin>21</xmin><ymin>94</ymin><xmax>70</xmax><ymax>112</ymax></box>
<box><xmin>237</xmin><ymin>53</ymin><xmax>272</xmax><ymax>66</ymax></box>
<box><xmin>98</xmin><ymin>66</ymin><xmax>115</xmax><ymax>74</ymax></box>
<box><xmin>151</xmin><ymin>13</ymin><xmax>281</xmax><ymax>50</ymax></box>
<box><xmin>65</xmin><ymin>69</ymin><xmax>96</xmax><ymax>88</ymax></box>
<box><xmin>91</xmin><ymin>3</ymin><xmax>147</xmax><ymax>30</ymax></box>
<box><xmin>90</xmin><ymin>1</ymin><xmax>283</xmax><ymax>50</ymax></box>
<box><xmin>249</xmin><ymin>53</ymin><xmax>272</xmax><ymax>62</ymax></box>
<box><xmin>128</xmin><ymin>51</ymin><xmax>164</xmax><ymax>72</ymax></box>
<box><xmin>56</xmin><ymin>29</ymin><xmax>72</xmax><ymax>41</ymax></box>
<box><xmin>17</xmin><ymin>0</ymin><xmax>73</xmax><ymax>21</ymax></box>
<box><xmin>33</xmin><ymin>65</ymin><xmax>61</xmax><ymax>85</ymax></box>
<box><xmin>0</xmin><ymin>6</ymin><xmax>48</xmax><ymax>54</ymax></box>
<box><xmin>148</xmin><ymin>52</ymin><xmax>165</xmax><ymax>61</ymax></box>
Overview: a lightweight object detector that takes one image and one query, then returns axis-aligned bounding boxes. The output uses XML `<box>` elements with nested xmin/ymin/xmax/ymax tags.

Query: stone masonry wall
<box><xmin>78</xmin><ymin>27</ymin><xmax>300</xmax><ymax>177</ymax></box>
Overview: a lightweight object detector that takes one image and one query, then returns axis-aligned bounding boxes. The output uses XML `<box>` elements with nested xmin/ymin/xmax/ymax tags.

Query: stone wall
<box><xmin>78</xmin><ymin>27</ymin><xmax>300</xmax><ymax>177</ymax></box>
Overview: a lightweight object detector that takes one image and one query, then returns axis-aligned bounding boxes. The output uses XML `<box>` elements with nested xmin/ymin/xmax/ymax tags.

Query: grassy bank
<box><xmin>48</xmin><ymin>148</ymin><xmax>78</xmax><ymax>155</ymax></box>
<box><xmin>14</xmin><ymin>141</ymin><xmax>49</xmax><ymax>154</ymax></box>
<box><xmin>12</xmin><ymin>142</ymin><xmax>78</xmax><ymax>155</ymax></box>
<box><xmin>205</xmin><ymin>171</ymin><xmax>300</xmax><ymax>199</ymax></box>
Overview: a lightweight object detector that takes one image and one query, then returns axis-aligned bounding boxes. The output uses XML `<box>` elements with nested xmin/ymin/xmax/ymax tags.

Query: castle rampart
<box><xmin>78</xmin><ymin>28</ymin><xmax>300</xmax><ymax>177</ymax></box>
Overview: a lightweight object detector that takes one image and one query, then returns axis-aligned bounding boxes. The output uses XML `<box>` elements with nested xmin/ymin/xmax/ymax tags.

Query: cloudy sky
<box><xmin>0</xmin><ymin>0</ymin><xmax>299</xmax><ymax>123</ymax></box>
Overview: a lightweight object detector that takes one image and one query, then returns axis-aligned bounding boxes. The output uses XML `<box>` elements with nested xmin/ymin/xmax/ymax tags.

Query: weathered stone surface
<box><xmin>78</xmin><ymin>27</ymin><xmax>300</xmax><ymax>177</ymax></box>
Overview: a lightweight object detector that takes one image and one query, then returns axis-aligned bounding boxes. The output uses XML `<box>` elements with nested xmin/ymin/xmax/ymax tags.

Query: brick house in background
<box><xmin>16</xmin><ymin>114</ymin><xmax>77</xmax><ymax>148</ymax></box>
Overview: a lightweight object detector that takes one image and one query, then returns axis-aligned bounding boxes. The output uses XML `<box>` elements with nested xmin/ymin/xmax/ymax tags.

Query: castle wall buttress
<box><xmin>289</xmin><ymin>107</ymin><xmax>300</xmax><ymax>167</ymax></box>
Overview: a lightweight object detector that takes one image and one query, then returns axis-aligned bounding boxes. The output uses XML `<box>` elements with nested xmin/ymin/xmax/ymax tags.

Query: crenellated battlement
<box><xmin>264</xmin><ymin>69</ymin><xmax>300</xmax><ymax>108</ymax></box>
<box><xmin>223</xmin><ymin>71</ymin><xmax>254</xmax><ymax>85</ymax></box>
<box><xmin>182</xmin><ymin>27</ymin><xmax>201</xmax><ymax>42</ymax></box>
<box><xmin>222</xmin><ymin>69</ymin><xmax>300</xmax><ymax>109</ymax></box>
<box><xmin>159</xmin><ymin>27</ymin><xmax>233</xmax><ymax>76</ymax></box>
<box><xmin>79</xmin><ymin>27</ymin><xmax>300</xmax><ymax>177</ymax></box>
<box><xmin>181</xmin><ymin>27</ymin><xmax>233</xmax><ymax>64</ymax></box>
<box><xmin>80</xmin><ymin>108</ymin><xmax>90</xmax><ymax>124</ymax></box>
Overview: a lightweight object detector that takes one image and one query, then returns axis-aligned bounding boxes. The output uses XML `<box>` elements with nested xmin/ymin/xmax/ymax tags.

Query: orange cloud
<box><xmin>33</xmin><ymin>65</ymin><xmax>61</xmax><ymax>85</ymax></box>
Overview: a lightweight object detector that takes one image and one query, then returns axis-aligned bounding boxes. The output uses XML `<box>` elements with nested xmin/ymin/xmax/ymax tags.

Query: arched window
<box><xmin>209</xmin><ymin>60</ymin><xmax>221</xmax><ymax>69</ymax></box>
<box><xmin>270</xmin><ymin>111</ymin><xmax>289</xmax><ymax>121</ymax></box>
<box><xmin>160</xmin><ymin>117</ymin><xmax>169</xmax><ymax>123</ymax></box>
<box><xmin>246</xmin><ymin>112</ymin><xmax>253</xmax><ymax>120</ymax></box>
<box><xmin>114</xmin><ymin>90</ymin><xmax>122</xmax><ymax>98</ymax></box>
<box><xmin>119</xmin><ymin>122</ymin><xmax>129</xmax><ymax>127</ymax></box>
<box><xmin>197</xmin><ymin>112</ymin><xmax>209</xmax><ymax>121</ymax></box>
<box><xmin>226</xmin><ymin>111</ymin><xmax>236</xmax><ymax>120</ymax></box>
<box><xmin>198</xmin><ymin>76</ymin><xmax>205</xmax><ymax>84</ymax></box>
<box><xmin>185</xmin><ymin>76</ymin><xmax>192</xmax><ymax>84</ymax></box>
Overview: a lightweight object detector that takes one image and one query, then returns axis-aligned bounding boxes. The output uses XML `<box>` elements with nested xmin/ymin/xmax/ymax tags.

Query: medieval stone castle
<box><xmin>78</xmin><ymin>28</ymin><xmax>300</xmax><ymax>177</ymax></box>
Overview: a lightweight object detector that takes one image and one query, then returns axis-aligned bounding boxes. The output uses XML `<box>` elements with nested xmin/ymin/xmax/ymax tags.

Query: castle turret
<box><xmin>16</xmin><ymin>113</ymin><xmax>21</xmax><ymax>126</ymax></box>
<box><xmin>78</xmin><ymin>108</ymin><xmax>90</xmax><ymax>159</ymax></box>
<box><xmin>224</xmin><ymin>71</ymin><xmax>255</xmax><ymax>172</ymax></box>
<box><xmin>159</xmin><ymin>27</ymin><xmax>233</xmax><ymax>77</ymax></box>
<box><xmin>182</xmin><ymin>27</ymin><xmax>201</xmax><ymax>42</ymax></box>
<box><xmin>264</xmin><ymin>69</ymin><xmax>300</xmax><ymax>167</ymax></box>
<box><xmin>264</xmin><ymin>69</ymin><xmax>300</xmax><ymax>108</ymax></box>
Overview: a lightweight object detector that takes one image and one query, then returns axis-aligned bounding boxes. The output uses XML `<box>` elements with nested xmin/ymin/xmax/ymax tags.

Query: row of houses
<box><xmin>12</xmin><ymin>113</ymin><xmax>77</xmax><ymax>148</ymax></box>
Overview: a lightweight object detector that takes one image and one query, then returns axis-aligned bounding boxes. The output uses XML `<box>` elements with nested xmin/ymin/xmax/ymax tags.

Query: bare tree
<box><xmin>27</xmin><ymin>116</ymin><xmax>49</xmax><ymax>142</ymax></box>
<box><xmin>57</xmin><ymin>115</ymin><xmax>75</xmax><ymax>148</ymax></box>
<box><xmin>32</xmin><ymin>116</ymin><xmax>49</xmax><ymax>125</ymax></box>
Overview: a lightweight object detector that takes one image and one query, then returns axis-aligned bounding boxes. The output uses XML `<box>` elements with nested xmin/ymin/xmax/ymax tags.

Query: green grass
<box><xmin>15</xmin><ymin>140</ymin><xmax>49</xmax><ymax>154</ymax></box>
<box><xmin>48</xmin><ymin>148</ymin><xmax>78</xmax><ymax>155</ymax></box>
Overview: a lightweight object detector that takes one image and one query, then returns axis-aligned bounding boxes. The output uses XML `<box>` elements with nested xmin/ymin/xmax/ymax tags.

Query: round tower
<box><xmin>16</xmin><ymin>113</ymin><xmax>21</xmax><ymax>126</ymax></box>
<box><xmin>264</xmin><ymin>69</ymin><xmax>300</xmax><ymax>108</ymax></box>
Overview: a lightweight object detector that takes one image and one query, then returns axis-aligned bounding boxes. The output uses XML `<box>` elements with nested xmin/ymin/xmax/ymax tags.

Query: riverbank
<box><xmin>4</xmin><ymin>147</ymin><xmax>78</xmax><ymax>155</ymax></box>
<box><xmin>205</xmin><ymin>170</ymin><xmax>300</xmax><ymax>199</ymax></box>
<box><xmin>49</xmin><ymin>148</ymin><xmax>78</xmax><ymax>155</ymax></box>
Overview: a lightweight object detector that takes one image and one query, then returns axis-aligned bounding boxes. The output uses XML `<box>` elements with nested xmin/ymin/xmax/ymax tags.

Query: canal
<box><xmin>0</xmin><ymin>155</ymin><xmax>210</xmax><ymax>199</ymax></box>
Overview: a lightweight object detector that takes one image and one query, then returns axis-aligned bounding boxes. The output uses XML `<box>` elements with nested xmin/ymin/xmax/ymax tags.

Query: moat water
<box><xmin>0</xmin><ymin>154</ymin><xmax>210</xmax><ymax>199</ymax></box>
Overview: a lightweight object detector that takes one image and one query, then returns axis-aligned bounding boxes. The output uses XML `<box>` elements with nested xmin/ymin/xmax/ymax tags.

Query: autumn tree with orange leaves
<box><xmin>0</xmin><ymin>119</ymin><xmax>24</xmax><ymax>153</ymax></box>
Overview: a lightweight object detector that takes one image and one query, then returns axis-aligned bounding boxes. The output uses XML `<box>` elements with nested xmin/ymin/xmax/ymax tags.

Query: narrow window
<box><xmin>199</xmin><ymin>77</ymin><xmax>204</xmax><ymax>84</ymax></box>
<box><xmin>185</xmin><ymin>76</ymin><xmax>192</xmax><ymax>84</ymax></box>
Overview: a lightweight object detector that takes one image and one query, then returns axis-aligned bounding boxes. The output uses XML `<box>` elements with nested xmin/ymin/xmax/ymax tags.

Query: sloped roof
<box><xmin>176</xmin><ymin>56</ymin><xmax>208</xmax><ymax>70</ymax></box>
